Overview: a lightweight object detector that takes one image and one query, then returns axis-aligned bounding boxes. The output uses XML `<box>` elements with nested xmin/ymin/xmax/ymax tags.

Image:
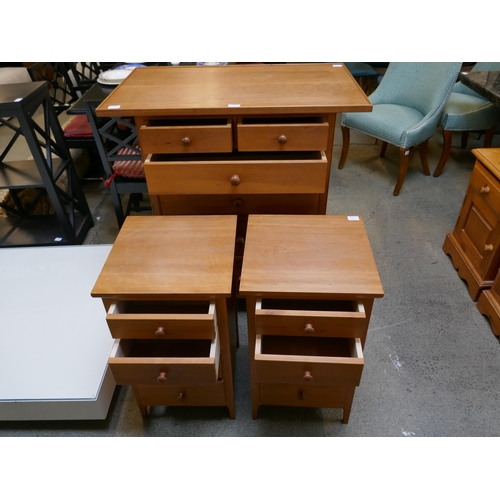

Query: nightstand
<box><xmin>91</xmin><ymin>215</ymin><xmax>238</xmax><ymax>418</ymax></box>
<box><xmin>239</xmin><ymin>215</ymin><xmax>384</xmax><ymax>423</ymax></box>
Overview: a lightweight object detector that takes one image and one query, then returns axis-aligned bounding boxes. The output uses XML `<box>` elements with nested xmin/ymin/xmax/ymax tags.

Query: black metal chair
<box><xmin>85</xmin><ymin>101</ymin><xmax>150</xmax><ymax>228</ymax></box>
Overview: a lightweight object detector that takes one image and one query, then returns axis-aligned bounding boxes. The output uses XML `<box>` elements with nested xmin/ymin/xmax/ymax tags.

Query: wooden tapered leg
<box><xmin>434</xmin><ymin>130</ymin><xmax>453</xmax><ymax>177</ymax></box>
<box><xmin>380</xmin><ymin>141</ymin><xmax>388</xmax><ymax>157</ymax></box>
<box><xmin>419</xmin><ymin>139</ymin><xmax>430</xmax><ymax>176</ymax></box>
<box><xmin>342</xmin><ymin>387</ymin><xmax>356</xmax><ymax>424</ymax></box>
<box><xmin>132</xmin><ymin>386</ymin><xmax>149</xmax><ymax>418</ymax></box>
<box><xmin>461</xmin><ymin>131</ymin><xmax>469</xmax><ymax>149</ymax></box>
<box><xmin>393</xmin><ymin>148</ymin><xmax>411</xmax><ymax>196</ymax></box>
<box><xmin>338</xmin><ymin>125</ymin><xmax>350</xmax><ymax>170</ymax></box>
<box><xmin>484</xmin><ymin>126</ymin><xmax>495</xmax><ymax>148</ymax></box>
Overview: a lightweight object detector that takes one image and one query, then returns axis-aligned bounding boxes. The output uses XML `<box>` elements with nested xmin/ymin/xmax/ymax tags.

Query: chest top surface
<box><xmin>91</xmin><ymin>215</ymin><xmax>237</xmax><ymax>299</ymax></box>
<box><xmin>239</xmin><ymin>214</ymin><xmax>384</xmax><ymax>298</ymax></box>
<box><xmin>96</xmin><ymin>63</ymin><xmax>372</xmax><ymax>117</ymax></box>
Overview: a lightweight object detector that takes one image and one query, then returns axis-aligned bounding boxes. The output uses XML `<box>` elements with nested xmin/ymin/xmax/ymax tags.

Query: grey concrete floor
<box><xmin>1</xmin><ymin>117</ymin><xmax>500</xmax><ymax>437</ymax></box>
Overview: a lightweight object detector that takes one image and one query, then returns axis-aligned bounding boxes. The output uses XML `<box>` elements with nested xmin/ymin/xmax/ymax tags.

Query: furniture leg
<box><xmin>338</xmin><ymin>125</ymin><xmax>350</xmax><ymax>170</ymax></box>
<box><xmin>434</xmin><ymin>129</ymin><xmax>453</xmax><ymax>177</ymax></box>
<box><xmin>380</xmin><ymin>141</ymin><xmax>388</xmax><ymax>157</ymax></box>
<box><xmin>132</xmin><ymin>386</ymin><xmax>149</xmax><ymax>418</ymax></box>
<box><xmin>394</xmin><ymin>148</ymin><xmax>411</xmax><ymax>196</ymax></box>
<box><xmin>342</xmin><ymin>386</ymin><xmax>356</xmax><ymax>424</ymax></box>
<box><xmin>461</xmin><ymin>131</ymin><xmax>469</xmax><ymax>149</ymax></box>
<box><xmin>419</xmin><ymin>139</ymin><xmax>431</xmax><ymax>175</ymax></box>
<box><xmin>246</xmin><ymin>297</ymin><xmax>261</xmax><ymax>419</ymax></box>
<box><xmin>484</xmin><ymin>126</ymin><xmax>495</xmax><ymax>148</ymax></box>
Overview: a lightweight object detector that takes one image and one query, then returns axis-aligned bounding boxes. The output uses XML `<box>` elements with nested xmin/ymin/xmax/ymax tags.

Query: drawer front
<box><xmin>237</xmin><ymin>117</ymin><xmax>329</xmax><ymax>152</ymax></box>
<box><xmin>255</xmin><ymin>299</ymin><xmax>366</xmax><ymax>338</ymax></box>
<box><xmin>140</xmin><ymin>119</ymin><xmax>233</xmax><ymax>154</ymax></box>
<box><xmin>259</xmin><ymin>383</ymin><xmax>350</xmax><ymax>408</ymax></box>
<box><xmin>106</xmin><ymin>301</ymin><xmax>217</xmax><ymax>340</ymax></box>
<box><xmin>144</xmin><ymin>151</ymin><xmax>328</xmax><ymax>195</ymax></box>
<box><xmin>254</xmin><ymin>335</ymin><xmax>363</xmax><ymax>386</ymax></box>
<box><xmin>134</xmin><ymin>383</ymin><xmax>226</xmax><ymax>407</ymax></box>
<box><xmin>470</xmin><ymin>162</ymin><xmax>500</xmax><ymax>215</ymax></box>
<box><xmin>156</xmin><ymin>194</ymin><xmax>320</xmax><ymax>216</ymax></box>
<box><xmin>108</xmin><ymin>333</ymin><xmax>220</xmax><ymax>386</ymax></box>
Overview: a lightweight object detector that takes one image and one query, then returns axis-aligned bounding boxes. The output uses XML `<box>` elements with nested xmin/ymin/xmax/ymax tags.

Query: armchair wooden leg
<box><xmin>394</xmin><ymin>148</ymin><xmax>411</xmax><ymax>196</ymax></box>
<box><xmin>380</xmin><ymin>141</ymin><xmax>388</xmax><ymax>157</ymax></box>
<box><xmin>434</xmin><ymin>130</ymin><xmax>452</xmax><ymax>177</ymax></box>
<box><xmin>484</xmin><ymin>126</ymin><xmax>495</xmax><ymax>148</ymax></box>
<box><xmin>338</xmin><ymin>125</ymin><xmax>350</xmax><ymax>169</ymax></box>
<box><xmin>419</xmin><ymin>139</ymin><xmax>431</xmax><ymax>176</ymax></box>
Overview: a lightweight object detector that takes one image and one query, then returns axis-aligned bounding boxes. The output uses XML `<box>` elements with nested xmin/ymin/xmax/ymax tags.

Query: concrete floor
<box><xmin>1</xmin><ymin>114</ymin><xmax>500</xmax><ymax>437</ymax></box>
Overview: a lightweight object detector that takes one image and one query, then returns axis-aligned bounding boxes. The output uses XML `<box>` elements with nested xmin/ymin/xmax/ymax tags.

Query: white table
<box><xmin>0</xmin><ymin>244</ymin><xmax>115</xmax><ymax>420</ymax></box>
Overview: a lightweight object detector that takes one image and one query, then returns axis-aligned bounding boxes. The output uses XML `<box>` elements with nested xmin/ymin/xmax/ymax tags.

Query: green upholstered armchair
<box><xmin>338</xmin><ymin>62</ymin><xmax>462</xmax><ymax>195</ymax></box>
<box><xmin>433</xmin><ymin>62</ymin><xmax>500</xmax><ymax>177</ymax></box>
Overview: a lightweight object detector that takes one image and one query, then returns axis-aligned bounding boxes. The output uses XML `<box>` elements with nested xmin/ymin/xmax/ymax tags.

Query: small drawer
<box><xmin>139</xmin><ymin>118</ymin><xmax>233</xmax><ymax>154</ymax></box>
<box><xmin>237</xmin><ymin>117</ymin><xmax>329</xmax><ymax>152</ymax></box>
<box><xmin>108</xmin><ymin>330</ymin><xmax>220</xmax><ymax>386</ymax></box>
<box><xmin>144</xmin><ymin>151</ymin><xmax>328</xmax><ymax>195</ymax></box>
<box><xmin>254</xmin><ymin>335</ymin><xmax>363</xmax><ymax>386</ymax></box>
<box><xmin>255</xmin><ymin>298</ymin><xmax>366</xmax><ymax>338</ymax></box>
<box><xmin>470</xmin><ymin>163</ymin><xmax>500</xmax><ymax>214</ymax></box>
<box><xmin>259</xmin><ymin>383</ymin><xmax>351</xmax><ymax>408</ymax></box>
<box><xmin>106</xmin><ymin>300</ymin><xmax>217</xmax><ymax>340</ymax></box>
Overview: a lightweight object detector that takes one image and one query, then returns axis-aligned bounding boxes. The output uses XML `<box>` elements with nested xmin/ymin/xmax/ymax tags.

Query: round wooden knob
<box><xmin>303</xmin><ymin>371</ymin><xmax>313</xmax><ymax>382</ymax></box>
<box><xmin>484</xmin><ymin>244</ymin><xmax>494</xmax><ymax>252</ymax></box>
<box><xmin>157</xmin><ymin>372</ymin><xmax>167</xmax><ymax>383</ymax></box>
<box><xmin>230</xmin><ymin>175</ymin><xmax>241</xmax><ymax>186</ymax></box>
<box><xmin>233</xmin><ymin>197</ymin><xmax>244</xmax><ymax>207</ymax></box>
<box><xmin>298</xmin><ymin>390</ymin><xmax>306</xmax><ymax>401</ymax></box>
<box><xmin>155</xmin><ymin>327</ymin><xmax>165</xmax><ymax>337</ymax></box>
<box><xmin>178</xmin><ymin>392</ymin><xmax>185</xmax><ymax>400</ymax></box>
<box><xmin>182</xmin><ymin>137</ymin><xmax>191</xmax><ymax>146</ymax></box>
<box><xmin>304</xmin><ymin>323</ymin><xmax>315</xmax><ymax>334</ymax></box>
<box><xmin>480</xmin><ymin>185</ymin><xmax>490</xmax><ymax>194</ymax></box>
<box><xmin>236</xmin><ymin>236</ymin><xmax>245</xmax><ymax>246</ymax></box>
<box><xmin>278</xmin><ymin>135</ymin><xmax>287</xmax><ymax>145</ymax></box>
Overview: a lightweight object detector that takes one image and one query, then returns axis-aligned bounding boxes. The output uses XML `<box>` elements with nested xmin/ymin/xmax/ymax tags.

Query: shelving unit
<box><xmin>0</xmin><ymin>81</ymin><xmax>93</xmax><ymax>246</ymax></box>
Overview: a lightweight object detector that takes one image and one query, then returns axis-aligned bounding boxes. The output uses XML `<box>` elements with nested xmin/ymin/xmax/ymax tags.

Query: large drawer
<box><xmin>470</xmin><ymin>162</ymin><xmax>500</xmax><ymax>215</ymax></box>
<box><xmin>108</xmin><ymin>333</ymin><xmax>220</xmax><ymax>386</ymax></box>
<box><xmin>106</xmin><ymin>300</ymin><xmax>217</xmax><ymax>340</ymax></box>
<box><xmin>139</xmin><ymin>118</ymin><xmax>233</xmax><ymax>154</ymax></box>
<box><xmin>237</xmin><ymin>116</ymin><xmax>329</xmax><ymax>152</ymax></box>
<box><xmin>155</xmin><ymin>193</ymin><xmax>320</xmax><ymax>216</ymax></box>
<box><xmin>254</xmin><ymin>335</ymin><xmax>363</xmax><ymax>386</ymax></box>
<box><xmin>255</xmin><ymin>298</ymin><xmax>366</xmax><ymax>338</ymax></box>
<box><xmin>144</xmin><ymin>151</ymin><xmax>328</xmax><ymax>195</ymax></box>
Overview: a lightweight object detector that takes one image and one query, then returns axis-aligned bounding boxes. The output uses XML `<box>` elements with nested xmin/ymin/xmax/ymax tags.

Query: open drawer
<box><xmin>106</xmin><ymin>300</ymin><xmax>217</xmax><ymax>339</ymax></box>
<box><xmin>255</xmin><ymin>298</ymin><xmax>366</xmax><ymax>338</ymax></box>
<box><xmin>254</xmin><ymin>335</ymin><xmax>363</xmax><ymax>386</ymax></box>
<box><xmin>108</xmin><ymin>331</ymin><xmax>221</xmax><ymax>386</ymax></box>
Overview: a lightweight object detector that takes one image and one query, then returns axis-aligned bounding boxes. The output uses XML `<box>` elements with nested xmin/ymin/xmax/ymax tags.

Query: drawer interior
<box><xmin>260</xmin><ymin>335</ymin><xmax>353</xmax><ymax>357</ymax></box>
<box><xmin>124</xmin><ymin>339</ymin><xmax>213</xmax><ymax>358</ymax></box>
<box><xmin>148</xmin><ymin>151</ymin><xmax>324</xmax><ymax>162</ymax></box>
<box><xmin>145</xmin><ymin>118</ymin><xmax>229</xmax><ymax>127</ymax></box>
<box><xmin>260</xmin><ymin>298</ymin><xmax>360</xmax><ymax>313</ymax></box>
<box><xmin>240</xmin><ymin>117</ymin><xmax>325</xmax><ymax>125</ymax></box>
<box><xmin>111</xmin><ymin>300</ymin><xmax>212</xmax><ymax>315</ymax></box>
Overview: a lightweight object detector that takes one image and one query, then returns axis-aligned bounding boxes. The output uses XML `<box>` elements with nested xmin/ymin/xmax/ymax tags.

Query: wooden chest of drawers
<box><xmin>443</xmin><ymin>148</ymin><xmax>500</xmax><ymax>301</ymax></box>
<box><xmin>91</xmin><ymin>216</ymin><xmax>238</xmax><ymax>418</ymax></box>
<box><xmin>239</xmin><ymin>215</ymin><xmax>384</xmax><ymax>423</ymax></box>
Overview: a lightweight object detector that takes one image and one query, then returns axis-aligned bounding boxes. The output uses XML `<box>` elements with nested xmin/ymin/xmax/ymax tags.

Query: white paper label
<box><xmin>332</xmin><ymin>64</ymin><xmax>343</xmax><ymax>67</ymax></box>
<box><xmin>54</xmin><ymin>237</ymin><xmax>63</xmax><ymax>242</ymax></box>
<box><xmin>14</xmin><ymin>98</ymin><xmax>23</xmax><ymax>102</ymax></box>
<box><xmin>347</xmin><ymin>216</ymin><xmax>360</xmax><ymax>221</ymax></box>
<box><xmin>108</xmin><ymin>105</ymin><xmax>121</xmax><ymax>109</ymax></box>
<box><xmin>228</xmin><ymin>104</ymin><xmax>240</xmax><ymax>107</ymax></box>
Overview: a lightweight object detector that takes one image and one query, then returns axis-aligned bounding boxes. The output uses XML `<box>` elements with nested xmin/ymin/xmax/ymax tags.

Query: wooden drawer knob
<box><xmin>303</xmin><ymin>371</ymin><xmax>313</xmax><ymax>382</ymax></box>
<box><xmin>484</xmin><ymin>244</ymin><xmax>494</xmax><ymax>252</ymax></box>
<box><xmin>304</xmin><ymin>323</ymin><xmax>315</xmax><ymax>334</ymax></box>
<box><xmin>178</xmin><ymin>392</ymin><xmax>185</xmax><ymax>400</ymax></box>
<box><xmin>480</xmin><ymin>185</ymin><xmax>490</xmax><ymax>194</ymax></box>
<box><xmin>236</xmin><ymin>236</ymin><xmax>245</xmax><ymax>246</ymax></box>
<box><xmin>155</xmin><ymin>327</ymin><xmax>165</xmax><ymax>337</ymax></box>
<box><xmin>157</xmin><ymin>372</ymin><xmax>167</xmax><ymax>383</ymax></box>
<box><xmin>233</xmin><ymin>197</ymin><xmax>244</xmax><ymax>207</ymax></box>
<box><xmin>182</xmin><ymin>137</ymin><xmax>191</xmax><ymax>146</ymax></box>
<box><xmin>230</xmin><ymin>175</ymin><xmax>241</xmax><ymax>186</ymax></box>
<box><xmin>278</xmin><ymin>134</ymin><xmax>287</xmax><ymax>145</ymax></box>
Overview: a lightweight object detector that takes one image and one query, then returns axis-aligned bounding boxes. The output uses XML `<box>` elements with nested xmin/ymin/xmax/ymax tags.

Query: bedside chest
<box><xmin>91</xmin><ymin>215</ymin><xmax>238</xmax><ymax>418</ymax></box>
<box><xmin>239</xmin><ymin>215</ymin><xmax>384</xmax><ymax>423</ymax></box>
<box><xmin>443</xmin><ymin>148</ymin><xmax>500</xmax><ymax>301</ymax></box>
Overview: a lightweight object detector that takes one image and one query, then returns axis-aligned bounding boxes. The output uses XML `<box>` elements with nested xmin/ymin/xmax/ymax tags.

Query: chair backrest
<box><xmin>369</xmin><ymin>62</ymin><xmax>462</xmax><ymax>117</ymax></box>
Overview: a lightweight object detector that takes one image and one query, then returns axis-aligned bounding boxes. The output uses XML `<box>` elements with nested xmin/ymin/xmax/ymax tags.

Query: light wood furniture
<box><xmin>477</xmin><ymin>268</ymin><xmax>500</xmax><ymax>336</ymax></box>
<box><xmin>443</xmin><ymin>148</ymin><xmax>500</xmax><ymax>301</ymax></box>
<box><xmin>96</xmin><ymin>64</ymin><xmax>371</xmax><ymax>278</ymax></box>
<box><xmin>91</xmin><ymin>215</ymin><xmax>238</xmax><ymax>418</ymax></box>
<box><xmin>239</xmin><ymin>214</ymin><xmax>384</xmax><ymax>423</ymax></box>
<box><xmin>0</xmin><ymin>245</ymin><xmax>115</xmax><ymax>420</ymax></box>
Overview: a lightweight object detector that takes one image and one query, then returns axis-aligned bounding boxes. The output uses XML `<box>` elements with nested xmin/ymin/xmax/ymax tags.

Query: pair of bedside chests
<box><xmin>91</xmin><ymin>214</ymin><xmax>384</xmax><ymax>423</ymax></box>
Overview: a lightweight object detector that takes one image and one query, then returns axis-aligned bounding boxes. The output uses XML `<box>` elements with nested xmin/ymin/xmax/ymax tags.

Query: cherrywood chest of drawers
<box><xmin>239</xmin><ymin>215</ymin><xmax>384</xmax><ymax>423</ymax></box>
<box><xmin>443</xmin><ymin>148</ymin><xmax>500</xmax><ymax>301</ymax></box>
<box><xmin>91</xmin><ymin>216</ymin><xmax>238</xmax><ymax>418</ymax></box>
